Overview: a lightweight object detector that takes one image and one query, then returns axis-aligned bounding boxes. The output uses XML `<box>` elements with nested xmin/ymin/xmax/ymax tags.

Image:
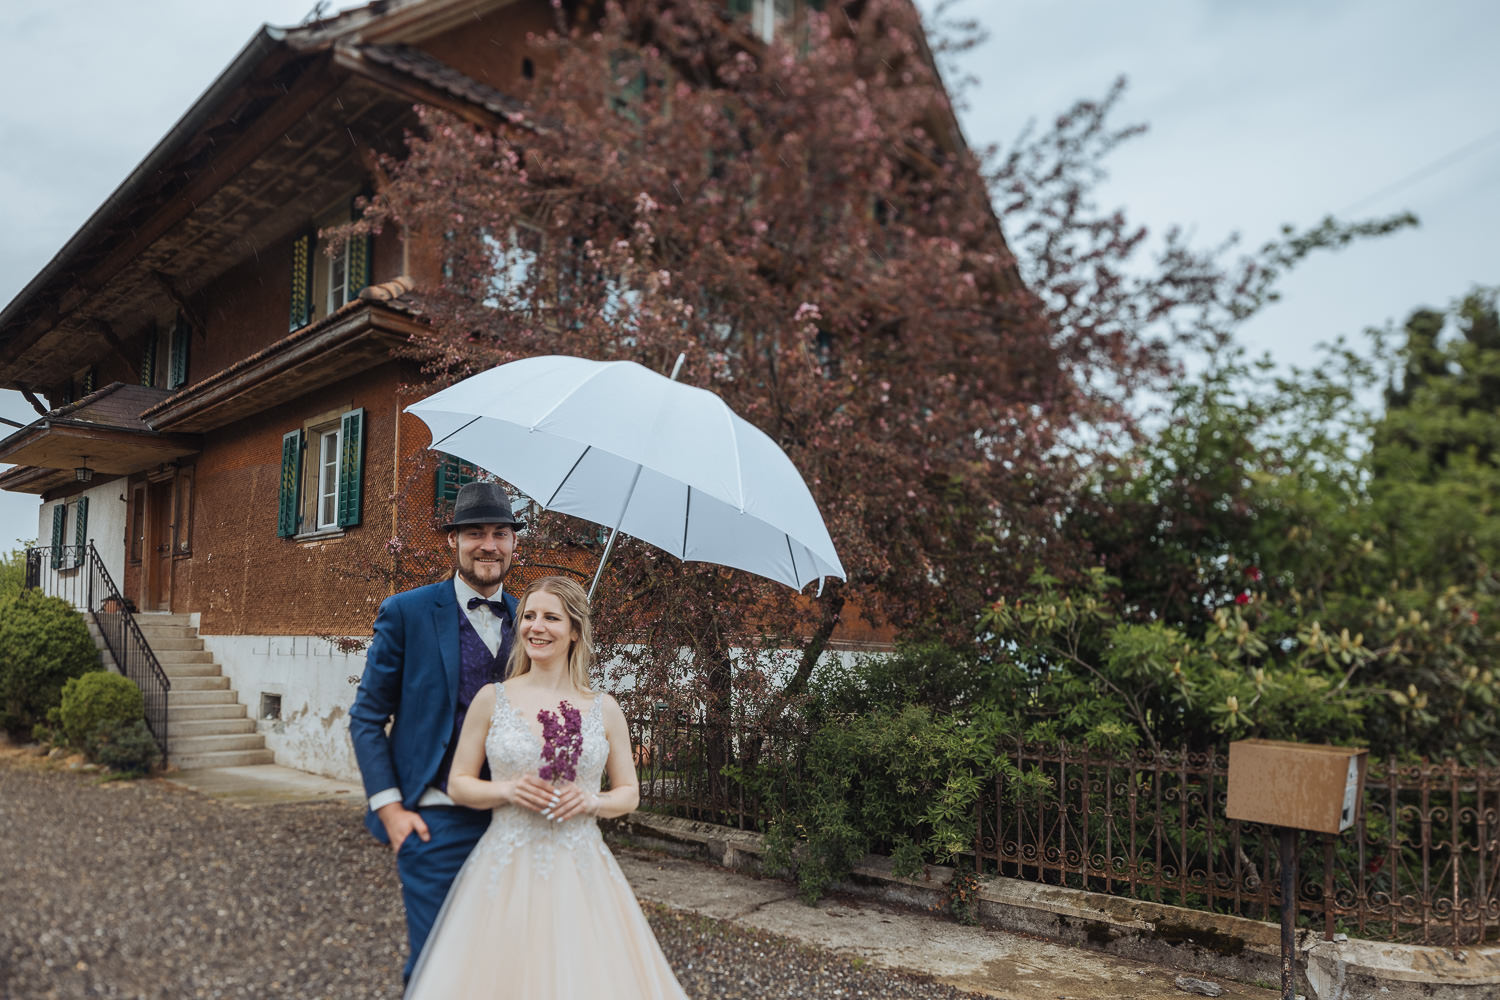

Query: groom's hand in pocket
<box><xmin>377</xmin><ymin>803</ymin><xmax>431</xmax><ymax>853</ymax></box>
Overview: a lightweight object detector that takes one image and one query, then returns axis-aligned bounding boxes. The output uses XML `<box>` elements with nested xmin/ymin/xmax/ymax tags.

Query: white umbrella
<box><xmin>406</xmin><ymin>354</ymin><xmax>845</xmax><ymax>597</ymax></box>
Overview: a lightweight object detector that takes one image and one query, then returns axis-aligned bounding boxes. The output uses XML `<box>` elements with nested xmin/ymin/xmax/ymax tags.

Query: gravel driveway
<box><xmin>1</xmin><ymin>750</ymin><xmax>984</xmax><ymax>1000</ymax></box>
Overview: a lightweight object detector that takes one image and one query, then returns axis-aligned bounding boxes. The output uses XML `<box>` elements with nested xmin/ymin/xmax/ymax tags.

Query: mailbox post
<box><xmin>1225</xmin><ymin>740</ymin><xmax>1367</xmax><ymax>1000</ymax></box>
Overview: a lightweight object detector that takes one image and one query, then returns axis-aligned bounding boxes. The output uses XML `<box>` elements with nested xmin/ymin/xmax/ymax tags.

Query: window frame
<box><xmin>314</xmin><ymin>421</ymin><xmax>343</xmax><ymax>531</ymax></box>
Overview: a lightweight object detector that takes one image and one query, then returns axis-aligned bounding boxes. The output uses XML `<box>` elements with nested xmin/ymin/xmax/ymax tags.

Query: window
<box><xmin>315</xmin><ymin>424</ymin><xmax>342</xmax><ymax>530</ymax></box>
<box><xmin>481</xmin><ymin>224</ymin><xmax>543</xmax><ymax>308</ymax></box>
<box><xmin>277</xmin><ymin>408</ymin><xmax>365</xmax><ymax>538</ymax></box>
<box><xmin>328</xmin><ymin>240</ymin><xmax>350</xmax><ymax>314</ymax></box>
<box><xmin>729</xmin><ymin>0</ymin><xmax>799</xmax><ymax>42</ymax></box>
<box><xmin>292</xmin><ymin>196</ymin><xmax>372</xmax><ymax>331</ymax></box>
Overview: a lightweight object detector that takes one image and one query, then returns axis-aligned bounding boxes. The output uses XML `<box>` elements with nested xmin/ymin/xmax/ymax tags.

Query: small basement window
<box><xmin>259</xmin><ymin>693</ymin><xmax>282</xmax><ymax>721</ymax></box>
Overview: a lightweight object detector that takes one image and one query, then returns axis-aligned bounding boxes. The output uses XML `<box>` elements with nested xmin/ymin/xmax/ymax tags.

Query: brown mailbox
<box><xmin>1225</xmin><ymin>739</ymin><xmax>1367</xmax><ymax>835</ymax></box>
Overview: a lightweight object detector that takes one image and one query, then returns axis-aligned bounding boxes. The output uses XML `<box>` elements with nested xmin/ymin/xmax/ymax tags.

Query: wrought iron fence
<box><xmin>975</xmin><ymin>741</ymin><xmax>1500</xmax><ymax>946</ymax></box>
<box><xmin>628</xmin><ymin>712</ymin><xmax>803</xmax><ymax>831</ymax></box>
<box><xmin>22</xmin><ymin>543</ymin><xmax>170</xmax><ymax>762</ymax></box>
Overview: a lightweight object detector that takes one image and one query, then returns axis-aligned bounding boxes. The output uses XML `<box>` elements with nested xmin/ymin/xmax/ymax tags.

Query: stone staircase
<box><xmin>133</xmin><ymin>613</ymin><xmax>274</xmax><ymax>770</ymax></box>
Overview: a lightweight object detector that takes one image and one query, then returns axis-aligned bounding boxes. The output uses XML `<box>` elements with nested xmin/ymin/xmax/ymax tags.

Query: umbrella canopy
<box><xmin>406</xmin><ymin>355</ymin><xmax>845</xmax><ymax>594</ymax></box>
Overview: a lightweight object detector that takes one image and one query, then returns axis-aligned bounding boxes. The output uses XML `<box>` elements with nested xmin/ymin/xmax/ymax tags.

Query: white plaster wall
<box><xmin>35</xmin><ymin>483</ymin><xmax>128</xmax><ymax>607</ymax></box>
<box><xmin>201</xmin><ymin>632</ymin><xmax>366</xmax><ymax>781</ymax></box>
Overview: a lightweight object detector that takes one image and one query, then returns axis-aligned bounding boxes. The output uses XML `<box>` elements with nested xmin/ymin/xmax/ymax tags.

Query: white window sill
<box><xmin>293</xmin><ymin>526</ymin><xmax>346</xmax><ymax>543</ymax></box>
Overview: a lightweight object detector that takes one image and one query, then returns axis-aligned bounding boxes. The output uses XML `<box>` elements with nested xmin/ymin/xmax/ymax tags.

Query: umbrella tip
<box><xmin>669</xmin><ymin>353</ymin><xmax>686</xmax><ymax>381</ymax></box>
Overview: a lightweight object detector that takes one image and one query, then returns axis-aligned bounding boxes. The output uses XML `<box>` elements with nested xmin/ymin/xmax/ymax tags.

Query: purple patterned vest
<box><xmin>437</xmin><ymin>606</ymin><xmax>511</xmax><ymax>791</ymax></box>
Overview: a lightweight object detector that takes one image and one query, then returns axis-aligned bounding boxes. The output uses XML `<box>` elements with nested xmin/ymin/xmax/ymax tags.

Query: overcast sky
<box><xmin>3</xmin><ymin>0</ymin><xmax>1498</xmax><ymax>549</ymax></box>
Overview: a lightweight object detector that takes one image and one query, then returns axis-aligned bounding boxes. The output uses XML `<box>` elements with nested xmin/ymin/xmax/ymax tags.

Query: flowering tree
<box><xmin>346</xmin><ymin>0</ymin><xmax>1399</xmax><ymax>760</ymax></box>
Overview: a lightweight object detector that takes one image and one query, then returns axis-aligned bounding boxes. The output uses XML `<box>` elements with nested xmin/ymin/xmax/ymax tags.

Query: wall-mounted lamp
<box><xmin>74</xmin><ymin>457</ymin><xmax>93</xmax><ymax>484</ymax></box>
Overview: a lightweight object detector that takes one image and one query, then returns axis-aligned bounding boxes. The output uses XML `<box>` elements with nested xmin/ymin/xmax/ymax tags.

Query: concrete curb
<box><xmin>607</xmin><ymin>812</ymin><xmax>1500</xmax><ymax>1000</ymax></box>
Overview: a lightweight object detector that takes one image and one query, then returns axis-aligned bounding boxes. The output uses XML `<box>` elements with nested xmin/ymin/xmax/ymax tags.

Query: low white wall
<box><xmin>200</xmin><ymin>632</ymin><xmax>366</xmax><ymax>782</ymax></box>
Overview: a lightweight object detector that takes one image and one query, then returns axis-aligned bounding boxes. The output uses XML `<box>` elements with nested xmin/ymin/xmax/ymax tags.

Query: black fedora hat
<box><xmin>444</xmin><ymin>481</ymin><xmax>527</xmax><ymax>531</ymax></box>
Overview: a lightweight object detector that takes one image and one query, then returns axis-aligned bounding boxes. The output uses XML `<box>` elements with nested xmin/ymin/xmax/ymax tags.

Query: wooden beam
<box><xmin>150</xmin><ymin>272</ymin><xmax>207</xmax><ymax>342</ymax></box>
<box><xmin>20</xmin><ymin>387</ymin><xmax>48</xmax><ymax>416</ymax></box>
<box><xmin>0</xmin><ymin>415</ymin><xmax>23</xmax><ymax>429</ymax></box>
<box><xmin>84</xmin><ymin>319</ymin><xmax>142</xmax><ymax>382</ymax></box>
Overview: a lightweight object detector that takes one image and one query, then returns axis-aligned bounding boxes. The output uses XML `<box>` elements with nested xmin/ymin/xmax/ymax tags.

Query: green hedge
<box><xmin>0</xmin><ymin>591</ymin><xmax>97</xmax><ymax>738</ymax></box>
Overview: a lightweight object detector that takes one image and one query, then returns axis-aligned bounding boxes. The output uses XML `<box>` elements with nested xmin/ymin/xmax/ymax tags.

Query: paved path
<box><xmin>156</xmin><ymin>761</ymin><xmax>1273</xmax><ymax>1000</ymax></box>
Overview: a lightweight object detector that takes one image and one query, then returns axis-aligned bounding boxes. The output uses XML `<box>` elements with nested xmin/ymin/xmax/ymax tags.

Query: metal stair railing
<box><xmin>81</xmin><ymin>543</ymin><xmax>171</xmax><ymax>762</ymax></box>
<box><xmin>22</xmin><ymin>543</ymin><xmax>171</xmax><ymax>760</ymax></box>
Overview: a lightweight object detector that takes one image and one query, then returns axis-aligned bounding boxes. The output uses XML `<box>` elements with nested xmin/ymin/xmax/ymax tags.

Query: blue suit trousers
<box><xmin>395</xmin><ymin>806</ymin><xmax>492</xmax><ymax>981</ymax></box>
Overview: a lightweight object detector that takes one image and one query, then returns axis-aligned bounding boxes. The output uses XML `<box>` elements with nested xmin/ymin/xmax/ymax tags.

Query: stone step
<box><xmin>161</xmin><ymin>662</ymin><xmax>221</xmax><ymax>678</ymax></box>
<box><xmin>169</xmin><ymin>733</ymin><xmax>267</xmax><ymax>755</ymax></box>
<box><xmin>137</xmin><ymin>628</ymin><xmax>198</xmax><ymax>644</ymax></box>
<box><xmin>141</xmin><ymin>636</ymin><xmax>204</xmax><ymax>651</ymax></box>
<box><xmin>170</xmin><ymin>748</ymin><xmax>275</xmax><ymax>770</ymax></box>
<box><xmin>169</xmin><ymin>675</ymin><xmax>229</xmax><ymax>692</ymax></box>
<box><xmin>134</xmin><ymin>613</ymin><xmax>193</xmax><ymax>626</ymax></box>
<box><xmin>168</xmin><ymin>689</ymin><xmax>241</xmax><ymax>707</ymax></box>
<box><xmin>168</xmin><ymin>703</ymin><xmax>249</xmax><ymax>722</ymax></box>
<box><xmin>170</xmin><ymin>718</ymin><xmax>257</xmax><ymax>738</ymax></box>
<box><xmin>152</xmin><ymin>648</ymin><xmax>215</xmax><ymax>664</ymax></box>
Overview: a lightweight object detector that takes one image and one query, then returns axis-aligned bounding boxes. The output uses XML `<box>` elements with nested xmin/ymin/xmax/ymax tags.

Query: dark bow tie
<box><xmin>467</xmin><ymin>596</ymin><xmax>508</xmax><ymax>621</ymax></box>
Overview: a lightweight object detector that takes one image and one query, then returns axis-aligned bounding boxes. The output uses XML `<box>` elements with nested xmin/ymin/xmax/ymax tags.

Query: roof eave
<box><xmin>0</xmin><ymin>26</ymin><xmax>290</xmax><ymax>340</ymax></box>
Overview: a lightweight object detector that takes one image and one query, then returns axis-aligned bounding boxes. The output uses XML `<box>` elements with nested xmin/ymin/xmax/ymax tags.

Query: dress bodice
<box><xmin>473</xmin><ymin>682</ymin><xmax>614</xmax><ymax>886</ymax></box>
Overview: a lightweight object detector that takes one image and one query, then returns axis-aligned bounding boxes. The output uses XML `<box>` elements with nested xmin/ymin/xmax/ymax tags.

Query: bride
<box><xmin>404</xmin><ymin>576</ymin><xmax>688</xmax><ymax>999</ymax></box>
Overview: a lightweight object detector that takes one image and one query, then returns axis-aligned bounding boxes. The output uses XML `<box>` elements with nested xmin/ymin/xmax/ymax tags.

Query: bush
<box><xmin>0</xmin><ymin>590</ymin><xmax>98</xmax><ymax>738</ymax></box>
<box><xmin>57</xmin><ymin>671</ymin><xmax>144</xmax><ymax>748</ymax></box>
<box><xmin>760</xmin><ymin>703</ymin><xmax>1051</xmax><ymax>904</ymax></box>
<box><xmin>87</xmin><ymin>718</ymin><xmax>161</xmax><ymax>776</ymax></box>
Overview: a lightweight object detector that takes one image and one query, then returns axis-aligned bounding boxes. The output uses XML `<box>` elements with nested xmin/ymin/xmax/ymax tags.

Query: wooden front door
<box><xmin>146</xmin><ymin>479</ymin><xmax>173</xmax><ymax>611</ymax></box>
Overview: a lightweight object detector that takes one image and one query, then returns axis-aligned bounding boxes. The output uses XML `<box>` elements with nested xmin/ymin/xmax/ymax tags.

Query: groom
<box><xmin>349</xmin><ymin>481</ymin><xmax>525</xmax><ymax>980</ymax></box>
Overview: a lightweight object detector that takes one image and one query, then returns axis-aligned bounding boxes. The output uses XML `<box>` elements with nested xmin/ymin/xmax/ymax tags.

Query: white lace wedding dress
<box><xmin>404</xmin><ymin>684</ymin><xmax>688</xmax><ymax>999</ymax></box>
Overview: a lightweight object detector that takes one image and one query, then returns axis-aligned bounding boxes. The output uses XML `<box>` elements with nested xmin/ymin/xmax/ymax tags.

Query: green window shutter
<box><xmin>168</xmin><ymin>317</ymin><xmax>190</xmax><ymax>390</ymax></box>
<box><xmin>336</xmin><ymin>409</ymin><xmax>365</xmax><ymax>529</ymax></box>
<box><xmin>277</xmin><ymin>430</ymin><xmax>304</xmax><ymax>538</ymax></box>
<box><xmin>141</xmin><ymin>334</ymin><xmax>157</xmax><ymax>387</ymax></box>
<box><xmin>729</xmin><ymin>0</ymin><xmax>751</xmax><ymax>13</ymax></box>
<box><xmin>289</xmin><ymin>231</ymin><xmax>315</xmax><ymax>331</ymax></box>
<box><xmin>50</xmin><ymin>505</ymin><xmax>66</xmax><ymax>568</ymax></box>
<box><xmin>346</xmin><ymin>196</ymin><xmax>372</xmax><ymax>301</ymax></box>
<box><xmin>73</xmin><ymin>496</ymin><xmax>90</xmax><ymax>566</ymax></box>
<box><xmin>434</xmin><ymin>452</ymin><xmax>478</xmax><ymax>506</ymax></box>
<box><xmin>81</xmin><ymin>367</ymin><xmax>96</xmax><ymax>396</ymax></box>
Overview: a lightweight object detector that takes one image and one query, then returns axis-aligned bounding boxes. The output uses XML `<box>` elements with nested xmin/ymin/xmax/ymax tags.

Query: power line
<box><xmin>1341</xmin><ymin>124</ymin><xmax>1500</xmax><ymax>215</ymax></box>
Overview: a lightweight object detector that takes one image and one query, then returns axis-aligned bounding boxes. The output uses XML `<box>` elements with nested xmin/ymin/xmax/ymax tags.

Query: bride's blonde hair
<box><xmin>505</xmin><ymin>576</ymin><xmax>595</xmax><ymax>692</ymax></box>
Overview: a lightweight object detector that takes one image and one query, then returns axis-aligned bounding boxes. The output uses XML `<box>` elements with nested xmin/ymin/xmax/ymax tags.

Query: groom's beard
<box><xmin>457</xmin><ymin>553</ymin><xmax>511</xmax><ymax>593</ymax></box>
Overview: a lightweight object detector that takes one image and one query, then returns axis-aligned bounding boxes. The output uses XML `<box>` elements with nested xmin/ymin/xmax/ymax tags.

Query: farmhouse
<box><xmin>0</xmin><ymin>0</ymin><xmax>925</xmax><ymax>779</ymax></box>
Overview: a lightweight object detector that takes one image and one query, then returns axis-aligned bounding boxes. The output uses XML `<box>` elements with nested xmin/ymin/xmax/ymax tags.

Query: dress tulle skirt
<box><xmin>404</xmin><ymin>815</ymin><xmax>688</xmax><ymax>999</ymax></box>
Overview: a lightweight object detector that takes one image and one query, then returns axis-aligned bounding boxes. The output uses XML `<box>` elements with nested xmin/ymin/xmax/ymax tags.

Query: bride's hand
<box><xmin>507</xmin><ymin>773</ymin><xmax>560</xmax><ymax>814</ymax></box>
<box><xmin>542</xmin><ymin>781</ymin><xmax>591</xmax><ymax>823</ymax></box>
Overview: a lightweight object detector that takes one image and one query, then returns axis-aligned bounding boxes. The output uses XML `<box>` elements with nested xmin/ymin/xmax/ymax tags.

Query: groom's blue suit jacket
<box><xmin>348</xmin><ymin>578</ymin><xmax>519</xmax><ymax>843</ymax></box>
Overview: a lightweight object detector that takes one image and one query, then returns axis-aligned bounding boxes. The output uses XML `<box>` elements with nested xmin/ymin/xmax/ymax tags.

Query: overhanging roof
<box><xmin>0</xmin><ymin>382</ymin><xmax>201</xmax><ymax>494</ymax></box>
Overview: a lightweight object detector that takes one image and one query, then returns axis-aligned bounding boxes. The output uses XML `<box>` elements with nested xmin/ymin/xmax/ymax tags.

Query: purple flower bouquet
<box><xmin>537</xmin><ymin>701</ymin><xmax>583</xmax><ymax>783</ymax></box>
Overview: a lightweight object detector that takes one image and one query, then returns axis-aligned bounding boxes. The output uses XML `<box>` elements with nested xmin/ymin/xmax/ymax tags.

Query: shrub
<box><xmin>87</xmin><ymin>718</ymin><xmax>161</xmax><ymax>776</ymax></box>
<box><xmin>760</xmin><ymin>703</ymin><xmax>1052</xmax><ymax>904</ymax></box>
<box><xmin>57</xmin><ymin>671</ymin><xmax>143</xmax><ymax>748</ymax></box>
<box><xmin>0</xmin><ymin>590</ymin><xmax>98</xmax><ymax>738</ymax></box>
